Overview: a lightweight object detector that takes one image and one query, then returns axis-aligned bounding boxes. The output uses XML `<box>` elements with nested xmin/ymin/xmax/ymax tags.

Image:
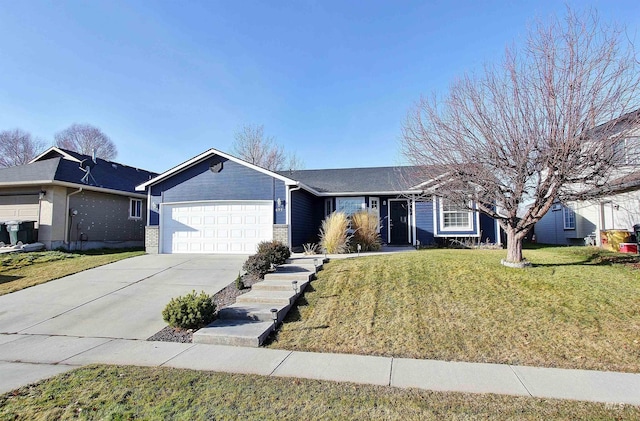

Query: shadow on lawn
<box><xmin>531</xmin><ymin>251</ymin><xmax>640</xmax><ymax>268</ymax></box>
<box><xmin>0</xmin><ymin>274</ymin><xmax>24</xmax><ymax>285</ymax></box>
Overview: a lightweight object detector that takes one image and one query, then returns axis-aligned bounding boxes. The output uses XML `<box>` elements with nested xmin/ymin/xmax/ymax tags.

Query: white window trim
<box><xmin>129</xmin><ymin>198</ymin><xmax>143</xmax><ymax>220</ymax></box>
<box><xmin>324</xmin><ymin>198</ymin><xmax>334</xmax><ymax>217</ymax></box>
<box><xmin>438</xmin><ymin>198</ymin><xmax>473</xmax><ymax>232</ymax></box>
<box><xmin>336</xmin><ymin>196</ymin><xmax>366</xmax><ymax>216</ymax></box>
<box><xmin>563</xmin><ymin>206</ymin><xmax>576</xmax><ymax>230</ymax></box>
<box><xmin>369</xmin><ymin>197</ymin><xmax>380</xmax><ymax>220</ymax></box>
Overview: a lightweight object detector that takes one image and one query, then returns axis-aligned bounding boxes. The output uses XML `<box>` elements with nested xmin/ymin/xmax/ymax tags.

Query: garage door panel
<box><xmin>161</xmin><ymin>201</ymin><xmax>273</xmax><ymax>254</ymax></box>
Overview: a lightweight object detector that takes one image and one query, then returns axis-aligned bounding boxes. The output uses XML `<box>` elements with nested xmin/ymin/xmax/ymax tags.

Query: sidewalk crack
<box><xmin>509</xmin><ymin>365</ymin><xmax>533</xmax><ymax>397</ymax></box>
<box><xmin>269</xmin><ymin>351</ymin><xmax>293</xmax><ymax>376</ymax></box>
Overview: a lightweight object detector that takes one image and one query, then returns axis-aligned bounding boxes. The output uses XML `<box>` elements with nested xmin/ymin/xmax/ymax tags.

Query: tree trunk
<box><xmin>505</xmin><ymin>228</ymin><xmax>523</xmax><ymax>263</ymax></box>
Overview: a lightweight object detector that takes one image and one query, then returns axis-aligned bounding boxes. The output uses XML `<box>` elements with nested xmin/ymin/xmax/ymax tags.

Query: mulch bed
<box><xmin>147</xmin><ymin>275</ymin><xmax>260</xmax><ymax>343</ymax></box>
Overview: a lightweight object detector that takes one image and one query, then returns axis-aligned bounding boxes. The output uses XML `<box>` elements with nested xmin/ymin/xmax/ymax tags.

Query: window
<box><xmin>563</xmin><ymin>206</ymin><xmax>576</xmax><ymax>230</ymax></box>
<box><xmin>324</xmin><ymin>198</ymin><xmax>334</xmax><ymax>217</ymax></box>
<box><xmin>440</xmin><ymin>199</ymin><xmax>472</xmax><ymax>230</ymax></box>
<box><xmin>369</xmin><ymin>197</ymin><xmax>380</xmax><ymax>220</ymax></box>
<box><xmin>336</xmin><ymin>197</ymin><xmax>365</xmax><ymax>216</ymax></box>
<box><xmin>129</xmin><ymin>198</ymin><xmax>142</xmax><ymax>219</ymax></box>
<box><xmin>613</xmin><ymin>137</ymin><xmax>640</xmax><ymax>165</ymax></box>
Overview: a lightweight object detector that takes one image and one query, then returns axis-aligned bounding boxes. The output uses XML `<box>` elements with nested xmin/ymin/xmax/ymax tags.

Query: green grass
<box><xmin>0</xmin><ymin>249</ymin><xmax>145</xmax><ymax>295</ymax></box>
<box><xmin>1</xmin><ymin>365</ymin><xmax>638</xmax><ymax>420</ymax></box>
<box><xmin>269</xmin><ymin>247</ymin><xmax>640</xmax><ymax>372</ymax></box>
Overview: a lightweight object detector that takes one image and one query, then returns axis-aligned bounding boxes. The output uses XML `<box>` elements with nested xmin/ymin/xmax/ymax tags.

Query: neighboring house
<box><xmin>136</xmin><ymin>148</ymin><xmax>500</xmax><ymax>254</ymax></box>
<box><xmin>0</xmin><ymin>147</ymin><xmax>157</xmax><ymax>250</ymax></box>
<box><xmin>536</xmin><ymin>111</ymin><xmax>640</xmax><ymax>246</ymax></box>
<box><xmin>536</xmin><ymin>171</ymin><xmax>640</xmax><ymax>246</ymax></box>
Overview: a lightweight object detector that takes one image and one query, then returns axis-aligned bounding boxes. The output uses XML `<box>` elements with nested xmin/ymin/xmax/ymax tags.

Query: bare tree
<box><xmin>54</xmin><ymin>123</ymin><xmax>118</xmax><ymax>160</ymax></box>
<box><xmin>401</xmin><ymin>8</ymin><xmax>640</xmax><ymax>265</ymax></box>
<box><xmin>232</xmin><ymin>124</ymin><xmax>303</xmax><ymax>171</ymax></box>
<box><xmin>0</xmin><ymin>129</ymin><xmax>46</xmax><ymax>168</ymax></box>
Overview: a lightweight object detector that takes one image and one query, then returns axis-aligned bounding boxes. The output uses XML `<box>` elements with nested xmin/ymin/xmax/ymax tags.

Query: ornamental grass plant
<box><xmin>319</xmin><ymin>212</ymin><xmax>350</xmax><ymax>254</ymax></box>
<box><xmin>350</xmin><ymin>210</ymin><xmax>381</xmax><ymax>251</ymax></box>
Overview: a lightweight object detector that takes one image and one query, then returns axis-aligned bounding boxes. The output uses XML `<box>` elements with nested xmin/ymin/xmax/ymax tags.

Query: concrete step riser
<box><xmin>236</xmin><ymin>295</ymin><xmax>294</xmax><ymax>305</ymax></box>
<box><xmin>193</xmin><ymin>320</ymin><xmax>274</xmax><ymax>347</ymax></box>
<box><xmin>251</xmin><ymin>281</ymin><xmax>309</xmax><ymax>292</ymax></box>
<box><xmin>218</xmin><ymin>305</ymin><xmax>291</xmax><ymax>323</ymax></box>
<box><xmin>264</xmin><ymin>272</ymin><xmax>313</xmax><ymax>281</ymax></box>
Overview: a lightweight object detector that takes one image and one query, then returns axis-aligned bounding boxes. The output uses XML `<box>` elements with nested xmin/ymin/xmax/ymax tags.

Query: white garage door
<box><xmin>161</xmin><ymin>201</ymin><xmax>273</xmax><ymax>254</ymax></box>
<box><xmin>0</xmin><ymin>196</ymin><xmax>39</xmax><ymax>224</ymax></box>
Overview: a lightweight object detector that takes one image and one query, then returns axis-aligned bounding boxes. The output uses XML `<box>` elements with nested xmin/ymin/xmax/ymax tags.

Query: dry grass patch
<box><xmin>270</xmin><ymin>247</ymin><xmax>640</xmax><ymax>372</ymax></box>
<box><xmin>1</xmin><ymin>365</ymin><xmax>638</xmax><ymax>420</ymax></box>
<box><xmin>0</xmin><ymin>249</ymin><xmax>144</xmax><ymax>295</ymax></box>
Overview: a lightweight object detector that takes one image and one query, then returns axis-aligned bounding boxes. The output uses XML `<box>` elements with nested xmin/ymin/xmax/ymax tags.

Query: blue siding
<box><xmin>479</xmin><ymin>213</ymin><xmax>497</xmax><ymax>243</ymax></box>
<box><xmin>379</xmin><ymin>198</ymin><xmax>390</xmax><ymax>243</ymax></box>
<box><xmin>291</xmin><ymin>189</ymin><xmax>322</xmax><ymax>247</ymax></box>
<box><xmin>146</xmin><ymin>158</ymin><xmax>284</xmax><ymax>226</ymax></box>
<box><xmin>415</xmin><ymin>200</ymin><xmax>435</xmax><ymax>245</ymax></box>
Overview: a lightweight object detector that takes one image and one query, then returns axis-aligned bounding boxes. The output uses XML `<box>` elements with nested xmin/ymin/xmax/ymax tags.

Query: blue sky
<box><xmin>1</xmin><ymin>1</ymin><xmax>638</xmax><ymax>173</ymax></box>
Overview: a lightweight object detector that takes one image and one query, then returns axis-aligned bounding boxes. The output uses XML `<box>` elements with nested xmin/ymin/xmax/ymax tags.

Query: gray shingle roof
<box><xmin>278</xmin><ymin>166</ymin><xmax>423</xmax><ymax>193</ymax></box>
<box><xmin>0</xmin><ymin>149</ymin><xmax>157</xmax><ymax>194</ymax></box>
<box><xmin>0</xmin><ymin>158</ymin><xmax>60</xmax><ymax>184</ymax></box>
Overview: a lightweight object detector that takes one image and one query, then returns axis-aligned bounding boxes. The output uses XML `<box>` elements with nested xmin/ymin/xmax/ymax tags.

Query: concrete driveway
<box><xmin>0</xmin><ymin>254</ymin><xmax>247</xmax><ymax>340</ymax></box>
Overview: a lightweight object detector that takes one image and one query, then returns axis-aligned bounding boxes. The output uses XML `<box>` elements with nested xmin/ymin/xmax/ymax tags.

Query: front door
<box><xmin>389</xmin><ymin>200</ymin><xmax>409</xmax><ymax>244</ymax></box>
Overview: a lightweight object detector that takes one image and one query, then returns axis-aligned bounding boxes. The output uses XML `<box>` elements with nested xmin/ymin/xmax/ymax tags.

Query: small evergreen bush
<box><xmin>319</xmin><ymin>212</ymin><xmax>350</xmax><ymax>254</ymax></box>
<box><xmin>162</xmin><ymin>290</ymin><xmax>216</xmax><ymax>329</ymax></box>
<box><xmin>257</xmin><ymin>240</ymin><xmax>291</xmax><ymax>266</ymax></box>
<box><xmin>243</xmin><ymin>253</ymin><xmax>272</xmax><ymax>278</ymax></box>
<box><xmin>350</xmin><ymin>210</ymin><xmax>381</xmax><ymax>251</ymax></box>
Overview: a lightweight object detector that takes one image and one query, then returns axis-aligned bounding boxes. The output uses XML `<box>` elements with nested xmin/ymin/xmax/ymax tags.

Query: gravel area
<box><xmin>147</xmin><ymin>275</ymin><xmax>260</xmax><ymax>343</ymax></box>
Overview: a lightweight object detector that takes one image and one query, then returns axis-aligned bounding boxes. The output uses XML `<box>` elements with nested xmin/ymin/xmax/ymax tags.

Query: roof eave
<box><xmin>0</xmin><ymin>180</ymin><xmax>147</xmax><ymax>199</ymax></box>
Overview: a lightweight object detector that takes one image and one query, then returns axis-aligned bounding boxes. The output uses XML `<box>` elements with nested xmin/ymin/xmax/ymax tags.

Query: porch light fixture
<box><xmin>292</xmin><ymin>280</ymin><xmax>298</xmax><ymax>294</ymax></box>
<box><xmin>270</xmin><ymin>308</ymin><xmax>278</xmax><ymax>327</ymax></box>
<box><xmin>276</xmin><ymin>198</ymin><xmax>285</xmax><ymax>212</ymax></box>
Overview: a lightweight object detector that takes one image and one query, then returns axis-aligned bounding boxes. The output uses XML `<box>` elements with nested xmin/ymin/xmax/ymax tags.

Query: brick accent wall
<box><xmin>145</xmin><ymin>226</ymin><xmax>159</xmax><ymax>254</ymax></box>
<box><xmin>273</xmin><ymin>224</ymin><xmax>289</xmax><ymax>246</ymax></box>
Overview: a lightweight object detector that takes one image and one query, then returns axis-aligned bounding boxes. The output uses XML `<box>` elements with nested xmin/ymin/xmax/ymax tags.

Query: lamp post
<box><xmin>270</xmin><ymin>308</ymin><xmax>278</xmax><ymax>328</ymax></box>
<box><xmin>292</xmin><ymin>280</ymin><xmax>299</xmax><ymax>294</ymax></box>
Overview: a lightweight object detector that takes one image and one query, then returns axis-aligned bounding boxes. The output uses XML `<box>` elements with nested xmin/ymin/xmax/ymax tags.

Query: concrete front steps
<box><xmin>193</xmin><ymin>257</ymin><xmax>325</xmax><ymax>347</ymax></box>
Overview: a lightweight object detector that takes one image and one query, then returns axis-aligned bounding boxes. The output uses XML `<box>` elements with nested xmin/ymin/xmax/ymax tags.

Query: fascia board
<box><xmin>30</xmin><ymin>147</ymin><xmax>82</xmax><ymax>164</ymax></box>
<box><xmin>0</xmin><ymin>180</ymin><xmax>146</xmax><ymax>199</ymax></box>
<box><xmin>136</xmin><ymin>148</ymin><xmax>299</xmax><ymax>191</ymax></box>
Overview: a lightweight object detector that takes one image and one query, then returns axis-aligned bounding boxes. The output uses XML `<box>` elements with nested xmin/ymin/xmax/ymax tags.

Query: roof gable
<box><xmin>3</xmin><ymin>147</ymin><xmax>157</xmax><ymax>194</ymax></box>
<box><xmin>136</xmin><ymin>148</ymin><xmax>299</xmax><ymax>191</ymax></box>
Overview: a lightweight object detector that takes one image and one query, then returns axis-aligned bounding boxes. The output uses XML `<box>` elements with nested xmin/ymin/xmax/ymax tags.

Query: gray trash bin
<box><xmin>4</xmin><ymin>220</ymin><xmax>35</xmax><ymax>245</ymax></box>
<box><xmin>0</xmin><ymin>222</ymin><xmax>8</xmax><ymax>245</ymax></box>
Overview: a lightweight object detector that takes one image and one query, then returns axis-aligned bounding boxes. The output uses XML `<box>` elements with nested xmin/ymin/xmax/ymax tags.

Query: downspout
<box><xmin>286</xmin><ymin>183</ymin><xmax>301</xmax><ymax>249</ymax></box>
<box><xmin>65</xmin><ymin>187</ymin><xmax>83</xmax><ymax>245</ymax></box>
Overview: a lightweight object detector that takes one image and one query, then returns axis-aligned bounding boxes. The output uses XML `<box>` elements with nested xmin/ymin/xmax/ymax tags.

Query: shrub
<box><xmin>162</xmin><ymin>290</ymin><xmax>216</xmax><ymax>329</ymax></box>
<box><xmin>235</xmin><ymin>272</ymin><xmax>244</xmax><ymax>290</ymax></box>
<box><xmin>319</xmin><ymin>212</ymin><xmax>350</xmax><ymax>254</ymax></box>
<box><xmin>350</xmin><ymin>210</ymin><xmax>381</xmax><ymax>252</ymax></box>
<box><xmin>303</xmin><ymin>243</ymin><xmax>319</xmax><ymax>255</ymax></box>
<box><xmin>243</xmin><ymin>253</ymin><xmax>272</xmax><ymax>279</ymax></box>
<box><xmin>257</xmin><ymin>240</ymin><xmax>291</xmax><ymax>266</ymax></box>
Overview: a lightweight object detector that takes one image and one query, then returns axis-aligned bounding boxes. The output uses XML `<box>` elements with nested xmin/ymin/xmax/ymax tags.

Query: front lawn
<box><xmin>269</xmin><ymin>247</ymin><xmax>640</xmax><ymax>372</ymax></box>
<box><xmin>0</xmin><ymin>249</ymin><xmax>145</xmax><ymax>295</ymax></box>
<box><xmin>1</xmin><ymin>365</ymin><xmax>637</xmax><ymax>420</ymax></box>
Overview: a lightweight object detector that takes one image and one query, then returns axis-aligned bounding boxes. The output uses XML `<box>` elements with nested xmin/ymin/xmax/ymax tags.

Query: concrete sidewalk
<box><xmin>0</xmin><ymin>333</ymin><xmax>638</xmax><ymax>406</ymax></box>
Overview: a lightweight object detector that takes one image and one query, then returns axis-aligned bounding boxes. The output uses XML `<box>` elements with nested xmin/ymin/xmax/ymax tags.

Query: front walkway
<box><xmin>0</xmin><ymin>333</ymin><xmax>638</xmax><ymax>406</ymax></box>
